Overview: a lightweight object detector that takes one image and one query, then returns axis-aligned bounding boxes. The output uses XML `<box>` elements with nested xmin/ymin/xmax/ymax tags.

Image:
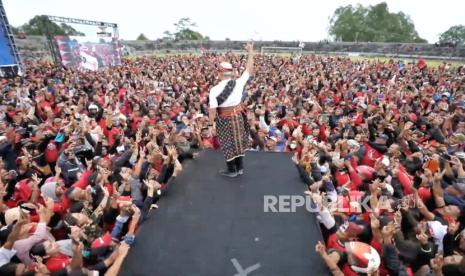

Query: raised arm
<box><xmin>244</xmin><ymin>42</ymin><xmax>255</xmax><ymax>76</ymax></box>
<box><xmin>452</xmin><ymin>156</ymin><xmax>465</xmax><ymax>178</ymax></box>
<box><xmin>315</xmin><ymin>241</ymin><xmax>344</xmax><ymax>276</ymax></box>
<box><xmin>432</xmin><ymin>170</ymin><xmax>446</xmax><ymax>208</ymax></box>
<box><xmin>208</xmin><ymin>108</ymin><xmax>217</xmax><ymax>126</ymax></box>
<box><xmin>104</xmin><ymin>242</ymin><xmax>130</xmax><ymax>276</ymax></box>
<box><xmin>415</xmin><ymin>189</ymin><xmax>435</xmax><ymax>221</ymax></box>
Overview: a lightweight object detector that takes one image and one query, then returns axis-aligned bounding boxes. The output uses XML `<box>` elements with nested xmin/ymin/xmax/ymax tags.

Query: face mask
<box><xmin>290</xmin><ymin>143</ymin><xmax>297</xmax><ymax>149</ymax></box>
<box><xmin>113</xmin><ymin>120</ymin><xmax>120</xmax><ymax>126</ymax></box>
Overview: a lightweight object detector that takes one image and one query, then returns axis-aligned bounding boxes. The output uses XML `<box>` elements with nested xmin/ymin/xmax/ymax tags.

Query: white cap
<box><xmin>116</xmin><ymin>145</ymin><xmax>125</xmax><ymax>154</ymax></box>
<box><xmin>219</xmin><ymin>62</ymin><xmax>233</xmax><ymax>71</ymax></box>
<box><xmin>5</xmin><ymin>207</ymin><xmax>21</xmax><ymax>225</ymax></box>
<box><xmin>332</xmin><ymin>156</ymin><xmax>342</xmax><ymax>164</ymax></box>
<box><xmin>88</xmin><ymin>104</ymin><xmax>98</xmax><ymax>110</ymax></box>
<box><xmin>118</xmin><ymin>114</ymin><xmax>127</xmax><ymax>121</ymax></box>
<box><xmin>381</xmin><ymin>156</ymin><xmax>390</xmax><ymax>167</ymax></box>
<box><xmin>268</xmin><ymin>136</ymin><xmax>277</xmax><ymax>142</ymax></box>
<box><xmin>193</xmin><ymin>113</ymin><xmax>204</xmax><ymax>119</ymax></box>
<box><xmin>347</xmin><ymin>139</ymin><xmax>360</xmax><ymax>149</ymax></box>
<box><xmin>455</xmin><ymin>152</ymin><xmax>465</xmax><ymax>159</ymax></box>
<box><xmin>385</xmin><ymin>183</ymin><xmax>394</xmax><ymax>196</ymax></box>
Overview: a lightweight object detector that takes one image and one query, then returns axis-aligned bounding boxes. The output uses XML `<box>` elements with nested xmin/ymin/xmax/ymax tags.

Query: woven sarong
<box><xmin>216</xmin><ymin>112</ymin><xmax>249</xmax><ymax>161</ymax></box>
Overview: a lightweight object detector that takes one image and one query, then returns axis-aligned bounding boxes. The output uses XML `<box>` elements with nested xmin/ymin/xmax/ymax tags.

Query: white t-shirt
<box><xmin>209</xmin><ymin>71</ymin><xmax>250</xmax><ymax>108</ymax></box>
<box><xmin>0</xmin><ymin>247</ymin><xmax>16</xmax><ymax>267</ymax></box>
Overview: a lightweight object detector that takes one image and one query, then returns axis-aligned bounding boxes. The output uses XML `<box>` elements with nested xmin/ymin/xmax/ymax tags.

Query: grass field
<box><xmin>127</xmin><ymin>52</ymin><xmax>464</xmax><ymax>68</ymax></box>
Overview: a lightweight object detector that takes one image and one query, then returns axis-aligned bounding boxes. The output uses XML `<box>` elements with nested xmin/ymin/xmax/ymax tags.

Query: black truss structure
<box><xmin>44</xmin><ymin>15</ymin><xmax>119</xmax><ymax>65</ymax></box>
<box><xmin>45</xmin><ymin>15</ymin><xmax>117</xmax><ymax>28</ymax></box>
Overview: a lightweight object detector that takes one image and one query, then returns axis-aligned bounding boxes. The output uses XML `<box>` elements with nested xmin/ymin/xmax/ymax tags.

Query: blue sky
<box><xmin>3</xmin><ymin>0</ymin><xmax>465</xmax><ymax>42</ymax></box>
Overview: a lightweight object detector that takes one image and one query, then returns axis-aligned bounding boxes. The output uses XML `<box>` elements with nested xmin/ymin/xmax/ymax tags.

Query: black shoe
<box><xmin>219</xmin><ymin>169</ymin><xmax>238</xmax><ymax>178</ymax></box>
<box><xmin>235</xmin><ymin>157</ymin><xmax>244</xmax><ymax>174</ymax></box>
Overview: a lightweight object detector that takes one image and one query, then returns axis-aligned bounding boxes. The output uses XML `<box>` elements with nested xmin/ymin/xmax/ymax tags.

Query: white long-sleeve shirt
<box><xmin>259</xmin><ymin>115</ymin><xmax>270</xmax><ymax>132</ymax></box>
<box><xmin>13</xmin><ymin>222</ymin><xmax>55</xmax><ymax>265</ymax></box>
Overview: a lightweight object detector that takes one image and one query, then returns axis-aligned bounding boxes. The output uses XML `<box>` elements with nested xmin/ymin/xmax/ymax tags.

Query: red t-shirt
<box><xmin>103</xmin><ymin>127</ymin><xmax>121</xmax><ymax>146</ymax></box>
<box><xmin>326</xmin><ymin>236</ymin><xmax>361</xmax><ymax>276</ymax></box>
<box><xmin>45</xmin><ymin>253</ymin><xmax>71</xmax><ymax>272</ymax></box>
<box><xmin>131</xmin><ymin>116</ymin><xmax>143</xmax><ymax>132</ymax></box>
<box><xmin>45</xmin><ymin>140</ymin><xmax>59</xmax><ymax>163</ymax></box>
<box><xmin>202</xmin><ymin>137</ymin><xmax>220</xmax><ymax>149</ymax></box>
<box><xmin>327</xmin><ymin>233</ymin><xmax>346</xmax><ymax>251</ymax></box>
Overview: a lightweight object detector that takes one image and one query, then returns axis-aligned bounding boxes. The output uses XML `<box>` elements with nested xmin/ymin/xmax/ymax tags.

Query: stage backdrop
<box><xmin>0</xmin><ymin>21</ymin><xmax>18</xmax><ymax>67</ymax></box>
<box><xmin>55</xmin><ymin>35</ymin><xmax>121</xmax><ymax>71</ymax></box>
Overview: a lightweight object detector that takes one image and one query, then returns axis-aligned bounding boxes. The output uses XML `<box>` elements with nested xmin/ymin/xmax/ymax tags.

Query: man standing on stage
<box><xmin>208</xmin><ymin>42</ymin><xmax>254</xmax><ymax>177</ymax></box>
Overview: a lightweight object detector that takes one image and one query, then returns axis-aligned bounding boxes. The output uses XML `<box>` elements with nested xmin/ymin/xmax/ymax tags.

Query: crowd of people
<box><xmin>0</xmin><ymin>51</ymin><xmax>464</xmax><ymax>275</ymax></box>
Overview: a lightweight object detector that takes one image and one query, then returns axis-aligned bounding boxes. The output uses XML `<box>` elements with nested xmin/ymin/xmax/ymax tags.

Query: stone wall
<box><xmin>14</xmin><ymin>36</ymin><xmax>465</xmax><ymax>61</ymax></box>
<box><xmin>15</xmin><ymin>35</ymin><xmax>51</xmax><ymax>61</ymax></box>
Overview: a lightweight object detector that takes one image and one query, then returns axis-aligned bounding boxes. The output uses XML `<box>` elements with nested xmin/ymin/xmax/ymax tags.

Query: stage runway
<box><xmin>121</xmin><ymin>150</ymin><xmax>329</xmax><ymax>276</ymax></box>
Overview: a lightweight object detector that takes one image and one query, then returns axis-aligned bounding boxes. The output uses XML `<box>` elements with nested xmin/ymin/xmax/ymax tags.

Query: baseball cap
<box><xmin>455</xmin><ymin>152</ymin><xmax>465</xmax><ymax>159</ymax></box>
<box><xmin>358</xmin><ymin>103</ymin><xmax>368</xmax><ymax>110</ymax></box>
<box><xmin>378</xmin><ymin>134</ymin><xmax>389</xmax><ymax>141</ymax></box>
<box><xmin>219</xmin><ymin>62</ymin><xmax>233</xmax><ymax>72</ymax></box>
<box><xmin>88</xmin><ymin>104</ymin><xmax>99</xmax><ymax>111</ymax></box>
<box><xmin>347</xmin><ymin>139</ymin><xmax>360</xmax><ymax>149</ymax></box>
<box><xmin>267</xmin><ymin>136</ymin><xmax>277</xmax><ymax>142</ymax></box>
<box><xmin>0</xmin><ymin>224</ymin><xmax>13</xmax><ymax>245</ymax></box>
<box><xmin>193</xmin><ymin>113</ymin><xmax>204</xmax><ymax>119</ymax></box>
<box><xmin>338</xmin><ymin>221</ymin><xmax>364</xmax><ymax>237</ymax></box>
<box><xmin>381</xmin><ymin>156</ymin><xmax>390</xmax><ymax>167</ymax></box>
<box><xmin>91</xmin><ymin>232</ymin><xmax>112</xmax><ymax>249</ymax></box>
<box><xmin>453</xmin><ymin>133</ymin><xmax>465</xmax><ymax>143</ymax></box>
<box><xmin>4</xmin><ymin>208</ymin><xmax>22</xmax><ymax>226</ymax></box>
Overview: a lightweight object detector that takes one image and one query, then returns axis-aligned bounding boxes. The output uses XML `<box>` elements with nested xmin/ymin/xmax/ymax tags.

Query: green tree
<box><xmin>174</xmin><ymin>17</ymin><xmax>197</xmax><ymax>32</ymax></box>
<box><xmin>18</xmin><ymin>15</ymin><xmax>84</xmax><ymax>36</ymax></box>
<box><xmin>162</xmin><ymin>30</ymin><xmax>174</xmax><ymax>40</ymax></box>
<box><xmin>11</xmin><ymin>26</ymin><xmax>20</xmax><ymax>34</ymax></box>
<box><xmin>137</xmin><ymin>33</ymin><xmax>149</xmax><ymax>40</ymax></box>
<box><xmin>438</xmin><ymin>25</ymin><xmax>465</xmax><ymax>45</ymax></box>
<box><xmin>329</xmin><ymin>2</ymin><xmax>426</xmax><ymax>43</ymax></box>
<box><xmin>59</xmin><ymin>23</ymin><xmax>84</xmax><ymax>36</ymax></box>
<box><xmin>164</xmin><ymin>17</ymin><xmax>209</xmax><ymax>41</ymax></box>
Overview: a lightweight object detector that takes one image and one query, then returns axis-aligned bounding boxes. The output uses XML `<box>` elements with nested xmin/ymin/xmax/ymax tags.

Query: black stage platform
<box><xmin>121</xmin><ymin>150</ymin><xmax>329</xmax><ymax>276</ymax></box>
